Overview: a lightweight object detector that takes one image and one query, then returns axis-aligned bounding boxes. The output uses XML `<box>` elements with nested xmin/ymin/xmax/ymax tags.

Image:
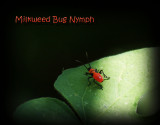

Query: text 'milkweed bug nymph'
<box><xmin>75</xmin><ymin>52</ymin><xmax>110</xmax><ymax>90</ymax></box>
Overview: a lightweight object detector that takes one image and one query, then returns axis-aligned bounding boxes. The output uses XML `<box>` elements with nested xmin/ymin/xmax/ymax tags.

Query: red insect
<box><xmin>75</xmin><ymin>52</ymin><xmax>110</xmax><ymax>90</ymax></box>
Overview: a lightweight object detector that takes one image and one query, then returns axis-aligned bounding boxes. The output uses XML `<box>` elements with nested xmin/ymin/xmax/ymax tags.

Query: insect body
<box><xmin>89</xmin><ymin>69</ymin><xmax>103</xmax><ymax>82</ymax></box>
<box><xmin>75</xmin><ymin>53</ymin><xmax>110</xmax><ymax>90</ymax></box>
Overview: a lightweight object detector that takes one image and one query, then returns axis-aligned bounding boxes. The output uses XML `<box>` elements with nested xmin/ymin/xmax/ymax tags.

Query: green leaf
<box><xmin>137</xmin><ymin>89</ymin><xmax>159</xmax><ymax>116</ymax></box>
<box><xmin>14</xmin><ymin>97</ymin><xmax>81</xmax><ymax>125</ymax></box>
<box><xmin>54</xmin><ymin>47</ymin><xmax>158</xmax><ymax>124</ymax></box>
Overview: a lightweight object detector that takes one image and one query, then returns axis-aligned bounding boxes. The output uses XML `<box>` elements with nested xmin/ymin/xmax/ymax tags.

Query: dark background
<box><xmin>3</xmin><ymin>5</ymin><xmax>160</xmax><ymax>124</ymax></box>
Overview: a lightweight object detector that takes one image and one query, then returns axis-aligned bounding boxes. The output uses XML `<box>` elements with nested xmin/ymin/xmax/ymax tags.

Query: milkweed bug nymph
<box><xmin>75</xmin><ymin>52</ymin><xmax>110</xmax><ymax>90</ymax></box>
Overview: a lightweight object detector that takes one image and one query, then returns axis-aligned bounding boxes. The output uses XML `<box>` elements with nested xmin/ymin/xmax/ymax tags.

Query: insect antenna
<box><xmin>85</xmin><ymin>51</ymin><xmax>91</xmax><ymax>68</ymax></box>
<box><xmin>75</xmin><ymin>60</ymin><xmax>88</xmax><ymax>70</ymax></box>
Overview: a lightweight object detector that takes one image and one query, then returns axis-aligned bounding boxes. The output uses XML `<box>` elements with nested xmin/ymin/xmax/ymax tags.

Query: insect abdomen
<box><xmin>93</xmin><ymin>73</ymin><xmax>103</xmax><ymax>83</ymax></box>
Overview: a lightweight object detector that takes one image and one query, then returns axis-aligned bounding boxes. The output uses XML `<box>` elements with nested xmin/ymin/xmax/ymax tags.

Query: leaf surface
<box><xmin>54</xmin><ymin>48</ymin><xmax>158</xmax><ymax>124</ymax></box>
<box><xmin>14</xmin><ymin>97</ymin><xmax>80</xmax><ymax>125</ymax></box>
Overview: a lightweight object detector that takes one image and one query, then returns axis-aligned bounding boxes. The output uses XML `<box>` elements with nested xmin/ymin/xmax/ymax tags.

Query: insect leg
<box><xmin>99</xmin><ymin>70</ymin><xmax>110</xmax><ymax>80</ymax></box>
<box><xmin>88</xmin><ymin>76</ymin><xmax>93</xmax><ymax>86</ymax></box>
<box><xmin>93</xmin><ymin>79</ymin><xmax>103</xmax><ymax>90</ymax></box>
<box><xmin>95</xmin><ymin>69</ymin><xmax>99</xmax><ymax>73</ymax></box>
<box><xmin>106</xmin><ymin>77</ymin><xmax>110</xmax><ymax>80</ymax></box>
